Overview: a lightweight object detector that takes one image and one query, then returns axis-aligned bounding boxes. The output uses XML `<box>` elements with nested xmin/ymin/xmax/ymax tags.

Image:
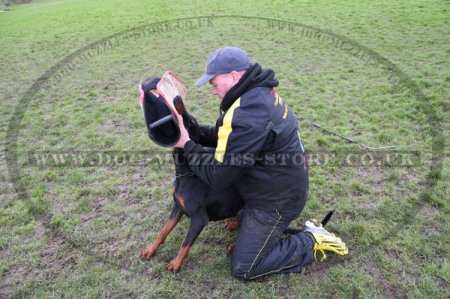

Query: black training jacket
<box><xmin>185</xmin><ymin>64</ymin><xmax>308</xmax><ymax>211</ymax></box>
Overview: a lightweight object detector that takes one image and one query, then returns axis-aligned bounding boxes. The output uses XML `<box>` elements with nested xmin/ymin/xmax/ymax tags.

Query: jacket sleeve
<box><xmin>184</xmin><ymin>96</ymin><xmax>271</xmax><ymax>190</ymax></box>
<box><xmin>184</xmin><ymin>141</ymin><xmax>246</xmax><ymax>190</ymax></box>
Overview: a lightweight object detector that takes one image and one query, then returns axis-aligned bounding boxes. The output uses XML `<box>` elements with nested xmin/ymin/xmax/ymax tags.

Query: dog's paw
<box><xmin>140</xmin><ymin>245</ymin><xmax>158</xmax><ymax>260</ymax></box>
<box><xmin>224</xmin><ymin>221</ymin><xmax>238</xmax><ymax>231</ymax></box>
<box><xmin>226</xmin><ymin>243</ymin><xmax>235</xmax><ymax>255</ymax></box>
<box><xmin>166</xmin><ymin>258</ymin><xmax>182</xmax><ymax>272</ymax></box>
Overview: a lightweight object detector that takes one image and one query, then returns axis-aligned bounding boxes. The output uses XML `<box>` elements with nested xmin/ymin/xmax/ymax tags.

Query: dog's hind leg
<box><xmin>166</xmin><ymin>209</ymin><xmax>209</xmax><ymax>272</ymax></box>
<box><xmin>224</xmin><ymin>208</ymin><xmax>243</xmax><ymax>230</ymax></box>
<box><xmin>224</xmin><ymin>220</ymin><xmax>238</xmax><ymax>230</ymax></box>
<box><xmin>140</xmin><ymin>205</ymin><xmax>184</xmax><ymax>260</ymax></box>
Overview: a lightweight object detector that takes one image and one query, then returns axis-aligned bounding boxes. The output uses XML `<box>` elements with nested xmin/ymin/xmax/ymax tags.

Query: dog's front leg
<box><xmin>140</xmin><ymin>205</ymin><xmax>184</xmax><ymax>260</ymax></box>
<box><xmin>166</xmin><ymin>210</ymin><xmax>209</xmax><ymax>272</ymax></box>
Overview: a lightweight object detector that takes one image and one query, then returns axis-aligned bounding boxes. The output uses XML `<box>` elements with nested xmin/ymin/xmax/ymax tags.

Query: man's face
<box><xmin>209</xmin><ymin>73</ymin><xmax>237</xmax><ymax>99</ymax></box>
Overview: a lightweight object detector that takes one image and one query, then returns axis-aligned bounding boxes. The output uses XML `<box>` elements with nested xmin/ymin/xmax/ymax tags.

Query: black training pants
<box><xmin>230</xmin><ymin>205</ymin><xmax>314</xmax><ymax>280</ymax></box>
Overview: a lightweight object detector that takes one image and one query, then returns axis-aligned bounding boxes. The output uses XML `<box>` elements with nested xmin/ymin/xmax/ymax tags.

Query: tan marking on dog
<box><xmin>174</xmin><ymin>192</ymin><xmax>186</xmax><ymax>209</ymax></box>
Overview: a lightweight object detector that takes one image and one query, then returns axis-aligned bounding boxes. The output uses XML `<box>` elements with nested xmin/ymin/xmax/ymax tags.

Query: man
<box><xmin>173</xmin><ymin>47</ymin><xmax>347</xmax><ymax>279</ymax></box>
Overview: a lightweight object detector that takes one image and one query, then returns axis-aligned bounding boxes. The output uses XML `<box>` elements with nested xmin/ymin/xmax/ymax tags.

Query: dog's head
<box><xmin>141</xmin><ymin>77</ymin><xmax>180</xmax><ymax>147</ymax></box>
<box><xmin>141</xmin><ymin>77</ymin><xmax>200</xmax><ymax>146</ymax></box>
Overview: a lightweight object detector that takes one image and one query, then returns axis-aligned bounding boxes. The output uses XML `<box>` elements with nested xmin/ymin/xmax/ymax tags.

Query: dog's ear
<box><xmin>173</xmin><ymin>95</ymin><xmax>186</xmax><ymax>115</ymax></box>
<box><xmin>173</xmin><ymin>96</ymin><xmax>201</xmax><ymax>143</ymax></box>
<box><xmin>184</xmin><ymin>113</ymin><xmax>200</xmax><ymax>143</ymax></box>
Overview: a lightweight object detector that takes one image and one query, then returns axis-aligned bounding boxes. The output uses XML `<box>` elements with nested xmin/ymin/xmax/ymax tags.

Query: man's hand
<box><xmin>138</xmin><ymin>84</ymin><xmax>145</xmax><ymax>112</ymax></box>
<box><xmin>173</xmin><ymin>113</ymin><xmax>191</xmax><ymax>148</ymax></box>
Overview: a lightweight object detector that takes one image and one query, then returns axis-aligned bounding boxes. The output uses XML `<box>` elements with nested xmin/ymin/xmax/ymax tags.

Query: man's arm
<box><xmin>184</xmin><ymin>141</ymin><xmax>246</xmax><ymax>190</ymax></box>
<box><xmin>175</xmin><ymin>97</ymin><xmax>271</xmax><ymax>190</ymax></box>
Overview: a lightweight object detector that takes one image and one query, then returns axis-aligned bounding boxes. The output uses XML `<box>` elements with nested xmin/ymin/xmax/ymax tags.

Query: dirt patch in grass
<box><xmin>0</xmin><ymin>264</ymin><xmax>28</xmax><ymax>298</ymax></box>
<box><xmin>0</xmin><ymin>245</ymin><xmax>11</xmax><ymax>295</ymax></box>
<box><xmin>0</xmin><ymin>214</ymin><xmax>50</xmax><ymax>297</ymax></box>
<box><xmin>379</xmin><ymin>275</ymin><xmax>407</xmax><ymax>299</ymax></box>
<box><xmin>37</xmin><ymin>228</ymin><xmax>84</xmax><ymax>291</ymax></box>
<box><xmin>418</xmin><ymin>205</ymin><xmax>442</xmax><ymax>217</ymax></box>
<box><xmin>366</xmin><ymin>260</ymin><xmax>409</xmax><ymax>299</ymax></box>
<box><xmin>305</xmin><ymin>256</ymin><xmax>350</xmax><ymax>276</ymax></box>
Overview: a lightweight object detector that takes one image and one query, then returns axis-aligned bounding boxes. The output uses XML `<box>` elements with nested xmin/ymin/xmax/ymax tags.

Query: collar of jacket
<box><xmin>219</xmin><ymin>63</ymin><xmax>279</xmax><ymax>112</ymax></box>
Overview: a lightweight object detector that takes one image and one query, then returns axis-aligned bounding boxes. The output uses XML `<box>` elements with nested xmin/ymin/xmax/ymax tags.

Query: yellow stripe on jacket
<box><xmin>215</xmin><ymin>98</ymin><xmax>241</xmax><ymax>163</ymax></box>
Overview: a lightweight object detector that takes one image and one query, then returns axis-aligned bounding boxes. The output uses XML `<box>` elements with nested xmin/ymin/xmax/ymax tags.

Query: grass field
<box><xmin>0</xmin><ymin>0</ymin><xmax>449</xmax><ymax>298</ymax></box>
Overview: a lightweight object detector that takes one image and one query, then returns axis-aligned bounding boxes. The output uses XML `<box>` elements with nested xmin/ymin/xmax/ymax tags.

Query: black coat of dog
<box><xmin>139</xmin><ymin>88</ymin><xmax>244</xmax><ymax>272</ymax></box>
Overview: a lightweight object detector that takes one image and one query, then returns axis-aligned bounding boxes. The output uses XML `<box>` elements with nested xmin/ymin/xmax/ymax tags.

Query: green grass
<box><xmin>1</xmin><ymin>0</ymin><xmax>449</xmax><ymax>298</ymax></box>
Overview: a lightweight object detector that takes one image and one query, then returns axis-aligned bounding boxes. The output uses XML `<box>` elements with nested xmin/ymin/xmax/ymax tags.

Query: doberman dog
<box><xmin>140</xmin><ymin>95</ymin><xmax>244</xmax><ymax>272</ymax></box>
